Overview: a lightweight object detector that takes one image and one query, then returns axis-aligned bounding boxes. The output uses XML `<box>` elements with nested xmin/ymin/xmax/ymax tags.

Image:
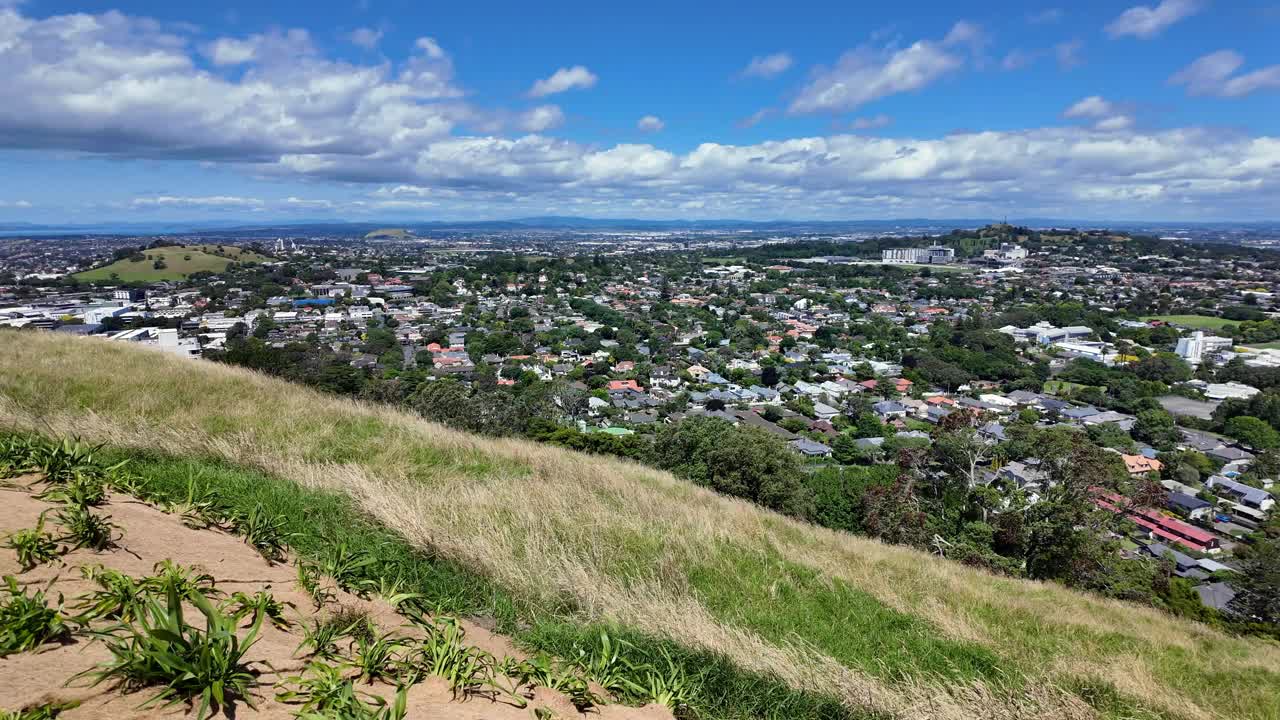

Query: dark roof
<box><xmin>1167</xmin><ymin>492</ymin><xmax>1211</xmax><ymax>513</ymax></box>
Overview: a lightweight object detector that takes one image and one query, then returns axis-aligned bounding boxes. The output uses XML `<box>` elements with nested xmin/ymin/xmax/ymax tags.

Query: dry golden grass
<box><xmin>3</xmin><ymin>332</ymin><xmax>1279</xmax><ymax>720</ymax></box>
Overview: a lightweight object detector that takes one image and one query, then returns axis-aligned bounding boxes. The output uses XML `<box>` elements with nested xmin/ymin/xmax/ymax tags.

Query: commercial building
<box><xmin>881</xmin><ymin>246</ymin><xmax>955</xmax><ymax>265</ymax></box>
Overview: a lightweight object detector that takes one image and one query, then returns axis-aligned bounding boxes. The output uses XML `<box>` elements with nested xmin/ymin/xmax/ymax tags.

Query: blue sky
<box><xmin>0</xmin><ymin>0</ymin><xmax>1278</xmax><ymax>222</ymax></box>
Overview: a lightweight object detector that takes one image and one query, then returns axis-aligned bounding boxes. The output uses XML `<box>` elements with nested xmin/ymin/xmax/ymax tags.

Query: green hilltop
<box><xmin>73</xmin><ymin>244</ymin><xmax>273</xmax><ymax>283</ymax></box>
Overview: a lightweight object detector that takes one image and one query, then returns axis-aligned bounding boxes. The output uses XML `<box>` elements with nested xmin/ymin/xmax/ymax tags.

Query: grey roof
<box><xmin>1208</xmin><ymin>476</ymin><xmax>1273</xmax><ymax>506</ymax></box>
<box><xmin>1168</xmin><ymin>492</ymin><xmax>1212</xmax><ymax>513</ymax></box>
<box><xmin>789</xmin><ymin>438</ymin><xmax>833</xmax><ymax>456</ymax></box>
<box><xmin>1194</xmin><ymin>582</ymin><xmax>1237</xmax><ymax>612</ymax></box>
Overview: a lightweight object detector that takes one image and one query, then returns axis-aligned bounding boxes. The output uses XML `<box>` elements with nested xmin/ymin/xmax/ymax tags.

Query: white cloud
<box><xmin>740</xmin><ymin>52</ymin><xmax>793</xmax><ymax>79</ymax></box>
<box><xmin>517</xmin><ymin>105</ymin><xmax>565</xmax><ymax>132</ymax></box>
<box><xmin>0</xmin><ymin>199</ymin><xmax>32</xmax><ymax>208</ymax></box>
<box><xmin>1063</xmin><ymin>96</ymin><xmax>1135</xmax><ymax>132</ymax></box>
<box><xmin>1063</xmin><ymin>96</ymin><xmax>1114</xmax><ymax>119</ymax></box>
<box><xmin>637</xmin><ymin>115</ymin><xmax>665</xmax><ymax>132</ymax></box>
<box><xmin>1170</xmin><ymin>50</ymin><xmax>1280</xmax><ymax>97</ymax></box>
<box><xmin>789</xmin><ymin>26</ymin><xmax>969</xmax><ymax>114</ymax></box>
<box><xmin>349</xmin><ymin>27</ymin><xmax>383</xmax><ymax>50</ymax></box>
<box><xmin>527</xmin><ymin>65</ymin><xmax>597</xmax><ymax>98</ymax></box>
<box><xmin>204</xmin><ymin>29</ymin><xmax>315</xmax><ymax>66</ymax></box>
<box><xmin>131</xmin><ymin>195</ymin><xmax>263</xmax><ymax>208</ymax></box>
<box><xmin>1105</xmin><ymin>0</ymin><xmax>1204</xmax><ymax>39</ymax></box>
<box><xmin>415</xmin><ymin>37</ymin><xmax>445</xmax><ymax>59</ymax></box>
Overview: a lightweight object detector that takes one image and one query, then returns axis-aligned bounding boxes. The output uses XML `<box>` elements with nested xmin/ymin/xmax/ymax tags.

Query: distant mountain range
<box><xmin>3</xmin><ymin>216</ymin><xmax>1279</xmax><ymax>238</ymax></box>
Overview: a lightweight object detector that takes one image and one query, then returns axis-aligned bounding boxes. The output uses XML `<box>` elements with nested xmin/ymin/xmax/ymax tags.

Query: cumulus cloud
<box><xmin>0</xmin><ymin>9</ymin><xmax>465</xmax><ymax>165</ymax></box>
<box><xmin>1170</xmin><ymin>50</ymin><xmax>1280</xmax><ymax>97</ymax></box>
<box><xmin>0</xmin><ymin>199</ymin><xmax>32</xmax><ymax>208</ymax></box>
<box><xmin>527</xmin><ymin>65</ymin><xmax>597</xmax><ymax>97</ymax></box>
<box><xmin>1105</xmin><ymin>0</ymin><xmax>1203</xmax><ymax>39</ymax></box>
<box><xmin>789</xmin><ymin>25</ymin><xmax>972</xmax><ymax>114</ymax></box>
<box><xmin>517</xmin><ymin>105</ymin><xmax>565</xmax><ymax>132</ymax></box>
<box><xmin>637</xmin><ymin>115</ymin><xmax>665</xmax><ymax>132</ymax></box>
<box><xmin>349</xmin><ymin>27</ymin><xmax>383</xmax><ymax>49</ymax></box>
<box><xmin>740</xmin><ymin>52</ymin><xmax>793</xmax><ymax>78</ymax></box>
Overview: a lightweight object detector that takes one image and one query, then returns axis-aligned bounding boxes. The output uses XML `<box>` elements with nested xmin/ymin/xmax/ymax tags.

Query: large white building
<box><xmin>999</xmin><ymin>321</ymin><xmax>1093</xmax><ymax>345</ymax></box>
<box><xmin>982</xmin><ymin>243</ymin><xmax>1028</xmax><ymax>263</ymax></box>
<box><xmin>1175</xmin><ymin>331</ymin><xmax>1233</xmax><ymax>366</ymax></box>
<box><xmin>881</xmin><ymin>246</ymin><xmax>955</xmax><ymax>265</ymax></box>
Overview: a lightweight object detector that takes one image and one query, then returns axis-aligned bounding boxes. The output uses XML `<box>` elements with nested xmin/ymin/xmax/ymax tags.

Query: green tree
<box><xmin>1228</xmin><ymin>537</ymin><xmax>1280</xmax><ymax>626</ymax></box>
<box><xmin>1224</xmin><ymin>416</ymin><xmax>1280</xmax><ymax>450</ymax></box>
<box><xmin>1134</xmin><ymin>353</ymin><xmax>1193</xmax><ymax>384</ymax></box>
<box><xmin>650</xmin><ymin>417</ymin><xmax>812</xmax><ymax>517</ymax></box>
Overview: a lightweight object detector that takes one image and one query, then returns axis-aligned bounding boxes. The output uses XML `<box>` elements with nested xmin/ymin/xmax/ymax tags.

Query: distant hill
<box><xmin>73</xmin><ymin>244</ymin><xmax>273</xmax><ymax>282</ymax></box>
<box><xmin>364</xmin><ymin>227</ymin><xmax>412</xmax><ymax>239</ymax></box>
<box><xmin>1</xmin><ymin>331</ymin><xmax>1277</xmax><ymax>720</ymax></box>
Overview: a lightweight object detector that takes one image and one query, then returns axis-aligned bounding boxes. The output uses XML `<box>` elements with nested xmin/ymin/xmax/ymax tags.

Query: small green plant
<box><xmin>574</xmin><ymin>630</ymin><xmax>637</xmax><ymax>700</ymax></box>
<box><xmin>295</xmin><ymin>559</ymin><xmax>335</xmax><ymax>609</ymax></box>
<box><xmin>162</xmin><ymin>474</ymin><xmax>227</xmax><ymax>529</ymax></box>
<box><xmin>276</xmin><ymin>661</ymin><xmax>407</xmax><ymax>720</ymax></box>
<box><xmin>142</xmin><ymin>560</ymin><xmax>217</xmax><ymax>597</ymax></box>
<box><xmin>54</xmin><ymin>504</ymin><xmax>117</xmax><ymax>551</ymax></box>
<box><xmin>0</xmin><ymin>700</ymin><xmax>80</xmax><ymax>720</ymax></box>
<box><xmin>229</xmin><ymin>504</ymin><xmax>291</xmax><ymax>562</ymax></box>
<box><xmin>32</xmin><ymin>438</ymin><xmax>123</xmax><ymax>486</ymax></box>
<box><xmin>0</xmin><ymin>576</ymin><xmax>71</xmax><ymax>656</ymax></box>
<box><xmin>317</xmin><ymin>541</ymin><xmax>377</xmax><ymax>596</ymax></box>
<box><xmin>297</xmin><ymin>609</ymin><xmax>368</xmax><ymax>660</ymax></box>
<box><xmin>223</xmin><ymin>590</ymin><xmax>293</xmax><ymax>631</ymax></box>
<box><xmin>504</xmin><ymin>654</ymin><xmax>602</xmax><ymax>711</ymax></box>
<box><xmin>400</xmin><ymin>613</ymin><xmax>495</xmax><ymax>698</ymax></box>
<box><xmin>346</xmin><ymin>628</ymin><xmax>409</xmax><ymax>684</ymax></box>
<box><xmin>370</xmin><ymin>574</ymin><xmax>422</xmax><ymax>609</ymax></box>
<box><xmin>75</xmin><ymin>578</ymin><xmax>265</xmax><ymax>720</ymax></box>
<box><xmin>0</xmin><ymin>434</ymin><xmax>41</xmax><ymax>478</ymax></box>
<box><xmin>35</xmin><ymin>472</ymin><xmax>107</xmax><ymax>507</ymax></box>
<box><xmin>72</xmin><ymin>565</ymin><xmax>145</xmax><ymax>622</ymax></box>
<box><xmin>4</xmin><ymin>513</ymin><xmax>62</xmax><ymax>571</ymax></box>
<box><xmin>627</xmin><ymin>651</ymin><xmax>694</xmax><ymax>716</ymax></box>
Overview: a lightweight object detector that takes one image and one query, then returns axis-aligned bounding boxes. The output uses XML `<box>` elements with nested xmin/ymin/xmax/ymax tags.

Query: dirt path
<box><xmin>0</xmin><ymin>481</ymin><xmax>672</xmax><ymax>720</ymax></box>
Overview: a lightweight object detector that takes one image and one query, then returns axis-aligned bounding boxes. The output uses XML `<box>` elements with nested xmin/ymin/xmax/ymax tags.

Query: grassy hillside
<box><xmin>2</xmin><ymin>331</ymin><xmax>1279</xmax><ymax>720</ymax></box>
<box><xmin>74</xmin><ymin>244</ymin><xmax>273</xmax><ymax>282</ymax></box>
